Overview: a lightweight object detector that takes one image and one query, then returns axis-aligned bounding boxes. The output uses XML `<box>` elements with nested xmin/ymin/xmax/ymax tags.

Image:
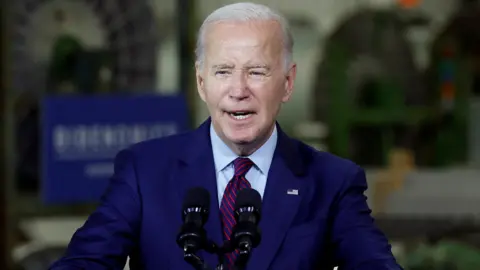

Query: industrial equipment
<box><xmin>424</xmin><ymin>3</ymin><xmax>480</xmax><ymax>166</ymax></box>
<box><xmin>9</xmin><ymin>0</ymin><xmax>160</xmax><ymax>94</ymax></box>
<box><xmin>313</xmin><ymin>9</ymin><xmax>431</xmax><ymax>166</ymax></box>
<box><xmin>313</xmin><ymin>4</ymin><xmax>480</xmax><ymax>167</ymax></box>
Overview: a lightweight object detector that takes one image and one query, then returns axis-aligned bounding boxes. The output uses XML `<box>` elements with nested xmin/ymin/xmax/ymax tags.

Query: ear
<box><xmin>195</xmin><ymin>61</ymin><xmax>206</xmax><ymax>102</ymax></box>
<box><xmin>282</xmin><ymin>63</ymin><xmax>297</xmax><ymax>103</ymax></box>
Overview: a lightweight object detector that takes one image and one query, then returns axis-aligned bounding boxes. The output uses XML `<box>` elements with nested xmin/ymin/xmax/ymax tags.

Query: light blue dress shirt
<box><xmin>210</xmin><ymin>124</ymin><xmax>278</xmax><ymax>204</ymax></box>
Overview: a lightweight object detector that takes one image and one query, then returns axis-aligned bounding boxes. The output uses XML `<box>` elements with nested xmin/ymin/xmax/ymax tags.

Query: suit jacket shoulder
<box><xmin>290</xmin><ymin>138</ymin><xmax>363</xmax><ymax>196</ymax></box>
<box><xmin>127</xmin><ymin>130</ymin><xmax>193</xmax><ymax>158</ymax></box>
<box><xmin>295</xmin><ymin>138</ymin><xmax>360</xmax><ymax>173</ymax></box>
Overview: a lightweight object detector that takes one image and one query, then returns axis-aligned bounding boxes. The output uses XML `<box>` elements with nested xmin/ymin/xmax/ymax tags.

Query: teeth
<box><xmin>234</xmin><ymin>114</ymin><xmax>249</xmax><ymax>120</ymax></box>
<box><xmin>229</xmin><ymin>113</ymin><xmax>251</xmax><ymax>120</ymax></box>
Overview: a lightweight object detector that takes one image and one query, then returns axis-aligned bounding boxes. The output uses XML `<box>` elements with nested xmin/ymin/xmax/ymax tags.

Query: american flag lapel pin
<box><xmin>287</xmin><ymin>189</ymin><xmax>299</xmax><ymax>195</ymax></box>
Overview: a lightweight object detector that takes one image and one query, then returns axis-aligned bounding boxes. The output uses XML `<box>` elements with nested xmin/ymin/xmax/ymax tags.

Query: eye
<box><xmin>249</xmin><ymin>71</ymin><xmax>266</xmax><ymax>76</ymax></box>
<box><xmin>215</xmin><ymin>70</ymin><xmax>230</xmax><ymax>76</ymax></box>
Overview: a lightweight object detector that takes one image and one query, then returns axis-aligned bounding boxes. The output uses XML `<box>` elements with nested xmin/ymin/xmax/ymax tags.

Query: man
<box><xmin>50</xmin><ymin>2</ymin><xmax>401</xmax><ymax>270</ymax></box>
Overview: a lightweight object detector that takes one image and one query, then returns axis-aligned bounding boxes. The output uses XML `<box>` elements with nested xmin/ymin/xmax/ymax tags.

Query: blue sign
<box><xmin>41</xmin><ymin>94</ymin><xmax>189</xmax><ymax>204</ymax></box>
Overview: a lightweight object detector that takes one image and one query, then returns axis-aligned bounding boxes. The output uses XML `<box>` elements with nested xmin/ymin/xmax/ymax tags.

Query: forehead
<box><xmin>203</xmin><ymin>20</ymin><xmax>283</xmax><ymax>65</ymax></box>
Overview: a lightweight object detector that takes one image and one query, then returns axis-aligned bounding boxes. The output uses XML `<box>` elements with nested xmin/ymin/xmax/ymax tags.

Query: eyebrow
<box><xmin>245</xmin><ymin>64</ymin><xmax>270</xmax><ymax>70</ymax></box>
<box><xmin>211</xmin><ymin>64</ymin><xmax>270</xmax><ymax>70</ymax></box>
<box><xmin>211</xmin><ymin>64</ymin><xmax>234</xmax><ymax>69</ymax></box>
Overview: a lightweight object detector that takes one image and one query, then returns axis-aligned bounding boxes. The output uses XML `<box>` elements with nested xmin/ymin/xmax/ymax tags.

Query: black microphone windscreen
<box><xmin>183</xmin><ymin>187</ymin><xmax>210</xmax><ymax>209</ymax></box>
<box><xmin>235</xmin><ymin>188</ymin><xmax>262</xmax><ymax>211</ymax></box>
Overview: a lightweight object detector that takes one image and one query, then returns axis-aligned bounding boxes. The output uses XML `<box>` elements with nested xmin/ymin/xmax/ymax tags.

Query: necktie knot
<box><xmin>233</xmin><ymin>157</ymin><xmax>254</xmax><ymax>177</ymax></box>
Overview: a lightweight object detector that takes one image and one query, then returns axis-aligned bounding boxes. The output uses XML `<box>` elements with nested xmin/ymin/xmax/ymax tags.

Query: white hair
<box><xmin>195</xmin><ymin>2</ymin><xmax>294</xmax><ymax>70</ymax></box>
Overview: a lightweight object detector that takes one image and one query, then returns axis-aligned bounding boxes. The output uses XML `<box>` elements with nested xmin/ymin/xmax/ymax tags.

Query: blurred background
<box><xmin>1</xmin><ymin>0</ymin><xmax>480</xmax><ymax>269</ymax></box>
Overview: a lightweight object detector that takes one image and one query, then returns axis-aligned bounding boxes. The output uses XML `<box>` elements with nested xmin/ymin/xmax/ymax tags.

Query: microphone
<box><xmin>177</xmin><ymin>187</ymin><xmax>211</xmax><ymax>270</ymax></box>
<box><xmin>231</xmin><ymin>188</ymin><xmax>262</xmax><ymax>268</ymax></box>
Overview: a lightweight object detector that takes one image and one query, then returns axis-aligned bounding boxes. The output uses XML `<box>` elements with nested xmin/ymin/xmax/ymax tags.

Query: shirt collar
<box><xmin>210</xmin><ymin>123</ymin><xmax>278</xmax><ymax>174</ymax></box>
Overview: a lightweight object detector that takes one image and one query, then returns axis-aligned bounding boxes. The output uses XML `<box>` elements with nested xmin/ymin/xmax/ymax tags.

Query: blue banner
<box><xmin>41</xmin><ymin>94</ymin><xmax>189</xmax><ymax>204</ymax></box>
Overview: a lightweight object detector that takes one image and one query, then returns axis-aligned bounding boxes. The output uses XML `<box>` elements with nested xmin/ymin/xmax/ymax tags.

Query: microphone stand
<box><xmin>183</xmin><ymin>251</ymin><xmax>210</xmax><ymax>270</ymax></box>
<box><xmin>205</xmin><ymin>240</ymin><xmax>226</xmax><ymax>270</ymax></box>
<box><xmin>183</xmin><ymin>239</ymin><xmax>226</xmax><ymax>270</ymax></box>
<box><xmin>233</xmin><ymin>242</ymin><xmax>253</xmax><ymax>270</ymax></box>
<box><xmin>182</xmin><ymin>238</ymin><xmax>212</xmax><ymax>270</ymax></box>
<box><xmin>214</xmin><ymin>240</ymin><xmax>253</xmax><ymax>270</ymax></box>
<box><xmin>182</xmin><ymin>238</ymin><xmax>255</xmax><ymax>270</ymax></box>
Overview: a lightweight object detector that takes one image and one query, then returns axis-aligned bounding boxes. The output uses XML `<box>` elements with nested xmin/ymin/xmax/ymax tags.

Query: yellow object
<box><xmin>373</xmin><ymin>148</ymin><xmax>415</xmax><ymax>214</ymax></box>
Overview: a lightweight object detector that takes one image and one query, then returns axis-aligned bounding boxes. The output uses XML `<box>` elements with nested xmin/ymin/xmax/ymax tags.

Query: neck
<box><xmin>215</xmin><ymin>123</ymin><xmax>276</xmax><ymax>157</ymax></box>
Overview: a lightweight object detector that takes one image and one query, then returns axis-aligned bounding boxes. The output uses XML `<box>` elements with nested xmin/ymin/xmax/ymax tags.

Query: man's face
<box><xmin>196</xmin><ymin>20</ymin><xmax>296</xmax><ymax>148</ymax></box>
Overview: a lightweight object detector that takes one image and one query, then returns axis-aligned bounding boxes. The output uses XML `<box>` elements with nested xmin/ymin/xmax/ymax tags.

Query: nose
<box><xmin>229</xmin><ymin>71</ymin><xmax>249</xmax><ymax>100</ymax></box>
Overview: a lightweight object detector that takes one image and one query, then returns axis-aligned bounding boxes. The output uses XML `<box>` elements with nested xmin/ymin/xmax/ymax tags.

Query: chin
<box><xmin>225</xmin><ymin>130</ymin><xmax>257</xmax><ymax>145</ymax></box>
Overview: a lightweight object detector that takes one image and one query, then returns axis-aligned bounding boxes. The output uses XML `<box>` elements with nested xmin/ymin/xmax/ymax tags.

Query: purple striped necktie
<box><xmin>219</xmin><ymin>157</ymin><xmax>254</xmax><ymax>268</ymax></box>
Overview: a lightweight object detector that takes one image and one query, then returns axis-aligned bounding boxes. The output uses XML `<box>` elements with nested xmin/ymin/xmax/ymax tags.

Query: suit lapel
<box><xmin>173</xmin><ymin>119</ymin><xmax>224</xmax><ymax>267</ymax></box>
<box><xmin>248</xmin><ymin>125</ymin><xmax>307</xmax><ymax>270</ymax></box>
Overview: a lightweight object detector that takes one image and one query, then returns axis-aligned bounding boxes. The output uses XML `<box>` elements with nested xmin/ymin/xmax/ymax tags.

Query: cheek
<box><xmin>203</xmin><ymin>81</ymin><xmax>224</xmax><ymax>103</ymax></box>
<box><xmin>256</xmin><ymin>86</ymin><xmax>284</xmax><ymax>109</ymax></box>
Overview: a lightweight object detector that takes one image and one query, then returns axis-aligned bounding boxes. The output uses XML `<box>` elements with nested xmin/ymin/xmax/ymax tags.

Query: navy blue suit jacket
<box><xmin>50</xmin><ymin>119</ymin><xmax>401</xmax><ymax>270</ymax></box>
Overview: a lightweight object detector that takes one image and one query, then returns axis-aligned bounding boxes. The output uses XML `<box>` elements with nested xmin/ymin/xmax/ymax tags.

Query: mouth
<box><xmin>225</xmin><ymin>110</ymin><xmax>256</xmax><ymax>121</ymax></box>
